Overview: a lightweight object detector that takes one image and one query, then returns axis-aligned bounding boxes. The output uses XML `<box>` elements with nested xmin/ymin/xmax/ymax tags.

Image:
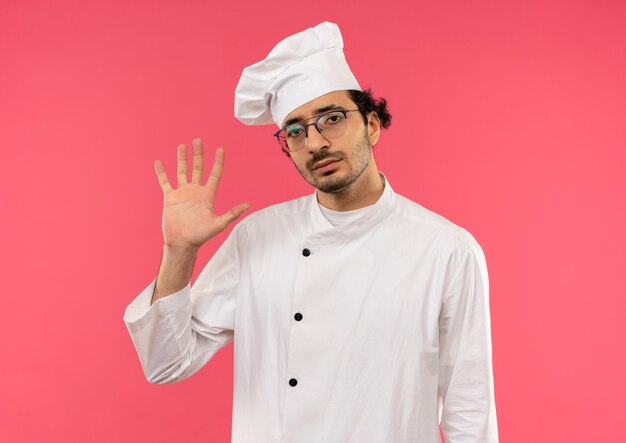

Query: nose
<box><xmin>305</xmin><ymin>124</ymin><xmax>329</xmax><ymax>153</ymax></box>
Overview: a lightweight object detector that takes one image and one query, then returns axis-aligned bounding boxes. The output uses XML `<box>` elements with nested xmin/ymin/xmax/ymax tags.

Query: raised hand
<box><xmin>154</xmin><ymin>138</ymin><xmax>250</xmax><ymax>252</ymax></box>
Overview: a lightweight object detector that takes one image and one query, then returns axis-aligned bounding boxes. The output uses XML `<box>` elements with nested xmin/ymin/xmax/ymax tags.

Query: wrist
<box><xmin>163</xmin><ymin>243</ymin><xmax>200</xmax><ymax>257</ymax></box>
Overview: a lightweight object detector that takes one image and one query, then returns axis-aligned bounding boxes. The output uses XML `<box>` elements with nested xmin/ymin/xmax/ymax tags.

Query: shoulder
<box><xmin>234</xmin><ymin>194</ymin><xmax>311</xmax><ymax>232</ymax></box>
<box><xmin>390</xmin><ymin>191</ymin><xmax>480</xmax><ymax>249</ymax></box>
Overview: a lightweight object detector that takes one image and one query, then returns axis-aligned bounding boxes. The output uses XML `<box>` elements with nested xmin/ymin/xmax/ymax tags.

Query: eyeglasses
<box><xmin>273</xmin><ymin>109</ymin><xmax>361</xmax><ymax>153</ymax></box>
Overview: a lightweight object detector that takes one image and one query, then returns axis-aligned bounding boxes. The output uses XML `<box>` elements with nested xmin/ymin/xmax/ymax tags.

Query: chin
<box><xmin>313</xmin><ymin>174</ymin><xmax>355</xmax><ymax>194</ymax></box>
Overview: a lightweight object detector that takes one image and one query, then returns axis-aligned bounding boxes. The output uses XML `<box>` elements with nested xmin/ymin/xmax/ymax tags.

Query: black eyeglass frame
<box><xmin>273</xmin><ymin>109</ymin><xmax>361</xmax><ymax>153</ymax></box>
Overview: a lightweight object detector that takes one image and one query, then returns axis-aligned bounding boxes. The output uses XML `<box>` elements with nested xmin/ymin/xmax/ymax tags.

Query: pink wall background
<box><xmin>1</xmin><ymin>0</ymin><xmax>624</xmax><ymax>441</ymax></box>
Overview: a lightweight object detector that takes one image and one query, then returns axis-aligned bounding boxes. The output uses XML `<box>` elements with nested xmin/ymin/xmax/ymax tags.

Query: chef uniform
<box><xmin>123</xmin><ymin>22</ymin><xmax>499</xmax><ymax>443</ymax></box>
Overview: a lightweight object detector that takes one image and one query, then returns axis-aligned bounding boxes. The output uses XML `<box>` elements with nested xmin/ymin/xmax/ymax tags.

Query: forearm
<box><xmin>151</xmin><ymin>245</ymin><xmax>199</xmax><ymax>305</ymax></box>
<box><xmin>124</xmin><ymin>243</ymin><xmax>227</xmax><ymax>385</ymax></box>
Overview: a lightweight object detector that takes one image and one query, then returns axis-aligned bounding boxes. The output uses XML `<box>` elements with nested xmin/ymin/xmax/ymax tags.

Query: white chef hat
<box><xmin>234</xmin><ymin>21</ymin><xmax>362</xmax><ymax>129</ymax></box>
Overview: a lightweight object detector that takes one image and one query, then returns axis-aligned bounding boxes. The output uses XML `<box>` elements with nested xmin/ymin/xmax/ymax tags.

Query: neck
<box><xmin>316</xmin><ymin>162</ymin><xmax>385</xmax><ymax>211</ymax></box>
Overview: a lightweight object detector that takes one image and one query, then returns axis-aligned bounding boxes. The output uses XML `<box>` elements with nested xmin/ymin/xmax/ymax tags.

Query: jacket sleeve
<box><xmin>122</xmin><ymin>221</ymin><xmax>246</xmax><ymax>384</ymax></box>
<box><xmin>438</xmin><ymin>241</ymin><xmax>499</xmax><ymax>442</ymax></box>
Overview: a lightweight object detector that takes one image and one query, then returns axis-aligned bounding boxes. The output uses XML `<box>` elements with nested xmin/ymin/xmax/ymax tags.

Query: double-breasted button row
<box><xmin>289</xmin><ymin>249</ymin><xmax>309</xmax><ymax>388</ymax></box>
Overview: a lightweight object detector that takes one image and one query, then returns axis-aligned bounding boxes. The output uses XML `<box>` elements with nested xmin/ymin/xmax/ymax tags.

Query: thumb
<box><xmin>216</xmin><ymin>202</ymin><xmax>251</xmax><ymax>227</ymax></box>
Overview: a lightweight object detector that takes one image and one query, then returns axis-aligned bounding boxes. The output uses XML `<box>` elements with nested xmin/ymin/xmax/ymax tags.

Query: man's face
<box><xmin>282</xmin><ymin>90</ymin><xmax>379</xmax><ymax>194</ymax></box>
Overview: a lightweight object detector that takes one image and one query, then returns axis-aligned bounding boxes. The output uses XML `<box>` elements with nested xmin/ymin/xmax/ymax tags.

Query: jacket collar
<box><xmin>305</xmin><ymin>172</ymin><xmax>395</xmax><ymax>248</ymax></box>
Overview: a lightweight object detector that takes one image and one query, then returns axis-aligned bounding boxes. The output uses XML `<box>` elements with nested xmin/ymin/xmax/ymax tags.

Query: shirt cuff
<box><xmin>123</xmin><ymin>277</ymin><xmax>191</xmax><ymax>333</ymax></box>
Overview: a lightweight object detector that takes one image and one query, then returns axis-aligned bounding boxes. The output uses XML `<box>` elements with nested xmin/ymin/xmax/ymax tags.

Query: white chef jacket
<box><xmin>123</xmin><ymin>173</ymin><xmax>499</xmax><ymax>443</ymax></box>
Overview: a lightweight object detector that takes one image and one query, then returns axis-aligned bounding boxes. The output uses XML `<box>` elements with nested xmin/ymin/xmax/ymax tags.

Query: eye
<box><xmin>322</xmin><ymin>112</ymin><xmax>345</xmax><ymax>125</ymax></box>
<box><xmin>286</xmin><ymin>125</ymin><xmax>304</xmax><ymax>137</ymax></box>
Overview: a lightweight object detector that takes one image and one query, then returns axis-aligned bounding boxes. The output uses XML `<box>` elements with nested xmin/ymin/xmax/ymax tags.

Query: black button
<box><xmin>294</xmin><ymin>313</ymin><xmax>303</xmax><ymax>321</ymax></box>
<box><xmin>289</xmin><ymin>378</ymin><xmax>298</xmax><ymax>387</ymax></box>
<box><xmin>302</xmin><ymin>248</ymin><xmax>311</xmax><ymax>257</ymax></box>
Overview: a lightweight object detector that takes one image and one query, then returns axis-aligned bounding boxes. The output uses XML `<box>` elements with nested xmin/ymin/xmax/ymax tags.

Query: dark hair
<box><xmin>347</xmin><ymin>88</ymin><xmax>392</xmax><ymax>129</ymax></box>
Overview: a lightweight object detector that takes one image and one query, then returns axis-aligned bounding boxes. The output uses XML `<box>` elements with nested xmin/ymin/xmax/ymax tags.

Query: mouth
<box><xmin>313</xmin><ymin>159</ymin><xmax>340</xmax><ymax>171</ymax></box>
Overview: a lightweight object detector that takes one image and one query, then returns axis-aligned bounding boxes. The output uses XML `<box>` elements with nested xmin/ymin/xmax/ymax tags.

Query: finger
<box><xmin>206</xmin><ymin>147</ymin><xmax>225</xmax><ymax>202</ymax></box>
<box><xmin>191</xmin><ymin>138</ymin><xmax>204</xmax><ymax>185</ymax></box>
<box><xmin>177</xmin><ymin>144</ymin><xmax>188</xmax><ymax>186</ymax></box>
<box><xmin>215</xmin><ymin>202</ymin><xmax>251</xmax><ymax>228</ymax></box>
<box><xmin>154</xmin><ymin>160</ymin><xmax>173</xmax><ymax>193</ymax></box>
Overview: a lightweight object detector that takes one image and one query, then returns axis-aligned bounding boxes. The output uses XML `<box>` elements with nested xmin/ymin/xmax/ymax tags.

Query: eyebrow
<box><xmin>282</xmin><ymin>104</ymin><xmax>346</xmax><ymax>128</ymax></box>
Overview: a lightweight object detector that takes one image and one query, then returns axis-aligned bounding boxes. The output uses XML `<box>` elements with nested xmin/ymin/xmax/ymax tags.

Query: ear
<box><xmin>367</xmin><ymin>111</ymin><xmax>381</xmax><ymax>146</ymax></box>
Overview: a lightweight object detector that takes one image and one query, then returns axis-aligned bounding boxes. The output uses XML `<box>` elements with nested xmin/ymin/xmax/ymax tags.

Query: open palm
<box><xmin>154</xmin><ymin>138</ymin><xmax>250</xmax><ymax>251</ymax></box>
